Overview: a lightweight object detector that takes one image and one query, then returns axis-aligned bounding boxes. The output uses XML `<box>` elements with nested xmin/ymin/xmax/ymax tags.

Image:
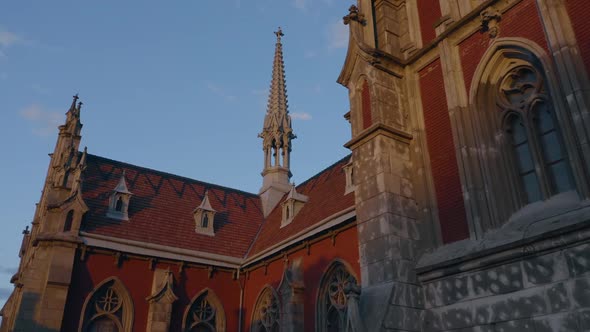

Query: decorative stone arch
<box><xmin>466</xmin><ymin>37</ymin><xmax>586</xmax><ymax>233</ymax></box>
<box><xmin>250</xmin><ymin>285</ymin><xmax>281</xmax><ymax>332</ymax></box>
<box><xmin>78</xmin><ymin>277</ymin><xmax>134</xmax><ymax>332</ymax></box>
<box><xmin>182</xmin><ymin>288</ymin><xmax>226</xmax><ymax>332</ymax></box>
<box><xmin>315</xmin><ymin>259</ymin><xmax>359</xmax><ymax>332</ymax></box>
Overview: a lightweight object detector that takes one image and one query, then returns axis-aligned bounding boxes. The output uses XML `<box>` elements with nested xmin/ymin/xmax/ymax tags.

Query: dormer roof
<box><xmin>195</xmin><ymin>191</ymin><xmax>216</xmax><ymax>212</ymax></box>
<box><xmin>113</xmin><ymin>171</ymin><xmax>132</xmax><ymax>195</ymax></box>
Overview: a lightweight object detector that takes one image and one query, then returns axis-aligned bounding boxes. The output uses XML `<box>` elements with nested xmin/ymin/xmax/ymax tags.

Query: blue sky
<box><xmin>0</xmin><ymin>1</ymin><xmax>351</xmax><ymax>310</ymax></box>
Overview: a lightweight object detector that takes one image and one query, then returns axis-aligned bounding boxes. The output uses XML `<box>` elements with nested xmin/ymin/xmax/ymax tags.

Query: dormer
<box><xmin>193</xmin><ymin>191</ymin><xmax>216</xmax><ymax>236</ymax></box>
<box><xmin>343</xmin><ymin>156</ymin><xmax>356</xmax><ymax>195</ymax></box>
<box><xmin>281</xmin><ymin>184</ymin><xmax>308</xmax><ymax>228</ymax></box>
<box><xmin>106</xmin><ymin>171</ymin><xmax>132</xmax><ymax>221</ymax></box>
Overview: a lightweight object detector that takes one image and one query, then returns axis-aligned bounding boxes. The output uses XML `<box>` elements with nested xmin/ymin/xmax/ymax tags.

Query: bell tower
<box><xmin>258</xmin><ymin>28</ymin><xmax>296</xmax><ymax>217</ymax></box>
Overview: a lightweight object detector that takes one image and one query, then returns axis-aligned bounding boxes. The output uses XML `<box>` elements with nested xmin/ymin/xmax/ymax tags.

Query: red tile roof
<box><xmin>247</xmin><ymin>156</ymin><xmax>355</xmax><ymax>257</ymax></box>
<box><xmin>82</xmin><ymin>154</ymin><xmax>264</xmax><ymax>258</ymax></box>
<box><xmin>81</xmin><ymin>154</ymin><xmax>355</xmax><ymax>260</ymax></box>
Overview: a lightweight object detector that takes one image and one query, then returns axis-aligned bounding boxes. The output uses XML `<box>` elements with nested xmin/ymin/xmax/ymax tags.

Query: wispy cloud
<box><xmin>304</xmin><ymin>50</ymin><xmax>317</xmax><ymax>59</ymax></box>
<box><xmin>0</xmin><ymin>30</ymin><xmax>21</xmax><ymax>48</ymax></box>
<box><xmin>19</xmin><ymin>104</ymin><xmax>62</xmax><ymax>137</ymax></box>
<box><xmin>326</xmin><ymin>20</ymin><xmax>349</xmax><ymax>49</ymax></box>
<box><xmin>206</xmin><ymin>82</ymin><xmax>237</xmax><ymax>102</ymax></box>
<box><xmin>291</xmin><ymin>112</ymin><xmax>312</xmax><ymax>120</ymax></box>
<box><xmin>0</xmin><ymin>266</ymin><xmax>16</xmax><ymax>275</ymax></box>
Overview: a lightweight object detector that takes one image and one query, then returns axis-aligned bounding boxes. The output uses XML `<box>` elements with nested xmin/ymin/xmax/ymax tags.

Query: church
<box><xmin>2</xmin><ymin>0</ymin><xmax>590</xmax><ymax>331</ymax></box>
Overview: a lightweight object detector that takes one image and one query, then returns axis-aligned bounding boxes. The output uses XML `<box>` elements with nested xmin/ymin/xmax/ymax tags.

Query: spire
<box><xmin>259</xmin><ymin>27</ymin><xmax>296</xmax><ymax>171</ymax></box>
<box><xmin>258</xmin><ymin>28</ymin><xmax>297</xmax><ymax>217</ymax></box>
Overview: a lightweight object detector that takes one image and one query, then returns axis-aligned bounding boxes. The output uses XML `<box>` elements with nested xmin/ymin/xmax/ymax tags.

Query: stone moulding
<box><xmin>416</xmin><ymin>206</ymin><xmax>590</xmax><ymax>281</ymax></box>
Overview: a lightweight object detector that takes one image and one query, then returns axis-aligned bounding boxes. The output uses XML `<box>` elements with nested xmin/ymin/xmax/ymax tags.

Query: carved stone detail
<box><xmin>480</xmin><ymin>7</ymin><xmax>502</xmax><ymax>38</ymax></box>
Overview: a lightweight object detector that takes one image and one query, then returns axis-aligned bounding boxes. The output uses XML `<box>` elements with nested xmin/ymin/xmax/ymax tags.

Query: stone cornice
<box><xmin>344</xmin><ymin>123</ymin><xmax>413</xmax><ymax>150</ymax></box>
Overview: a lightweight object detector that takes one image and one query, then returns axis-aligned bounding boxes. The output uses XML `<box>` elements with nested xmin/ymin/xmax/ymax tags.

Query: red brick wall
<box><xmin>361</xmin><ymin>80</ymin><xmax>372</xmax><ymax>129</ymax></box>
<box><xmin>420</xmin><ymin>59</ymin><xmax>470</xmax><ymax>244</ymax></box>
<box><xmin>461</xmin><ymin>0</ymin><xmax>550</xmax><ymax>91</ymax></box>
<box><xmin>242</xmin><ymin>225</ymin><xmax>360</xmax><ymax>331</ymax></box>
<box><xmin>566</xmin><ymin>0</ymin><xmax>590</xmax><ymax>72</ymax></box>
<box><xmin>416</xmin><ymin>0</ymin><xmax>442</xmax><ymax>45</ymax></box>
<box><xmin>63</xmin><ymin>252</ymin><xmax>242</xmax><ymax>331</ymax></box>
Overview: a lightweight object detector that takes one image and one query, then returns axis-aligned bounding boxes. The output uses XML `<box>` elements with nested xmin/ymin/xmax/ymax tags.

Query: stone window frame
<box><xmin>465</xmin><ymin>38</ymin><xmax>587</xmax><ymax>235</ymax></box>
<box><xmin>250</xmin><ymin>285</ymin><xmax>281</xmax><ymax>332</ymax></box>
<box><xmin>78</xmin><ymin>277</ymin><xmax>134</xmax><ymax>332</ymax></box>
<box><xmin>182</xmin><ymin>288</ymin><xmax>226</xmax><ymax>332</ymax></box>
<box><xmin>315</xmin><ymin>259</ymin><xmax>359</xmax><ymax>332</ymax></box>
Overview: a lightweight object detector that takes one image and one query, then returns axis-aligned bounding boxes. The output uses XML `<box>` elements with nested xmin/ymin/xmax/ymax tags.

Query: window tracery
<box><xmin>79</xmin><ymin>278</ymin><xmax>133</xmax><ymax>332</ymax></box>
<box><xmin>251</xmin><ymin>287</ymin><xmax>280</xmax><ymax>332</ymax></box>
<box><xmin>498</xmin><ymin>65</ymin><xmax>573</xmax><ymax>205</ymax></box>
<box><xmin>184</xmin><ymin>289</ymin><xmax>226</xmax><ymax>332</ymax></box>
<box><xmin>317</xmin><ymin>261</ymin><xmax>357</xmax><ymax>332</ymax></box>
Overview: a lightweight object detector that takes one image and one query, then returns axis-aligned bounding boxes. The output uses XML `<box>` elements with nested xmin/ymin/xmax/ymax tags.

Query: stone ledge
<box><xmin>417</xmin><ymin>200</ymin><xmax>590</xmax><ymax>280</ymax></box>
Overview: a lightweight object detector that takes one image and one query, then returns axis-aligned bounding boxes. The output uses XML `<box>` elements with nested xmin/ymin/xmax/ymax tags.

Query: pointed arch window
<box><xmin>499</xmin><ymin>65</ymin><xmax>573</xmax><ymax>205</ymax></box>
<box><xmin>64</xmin><ymin>210</ymin><xmax>74</xmax><ymax>232</ymax></box>
<box><xmin>79</xmin><ymin>278</ymin><xmax>133</xmax><ymax>332</ymax></box>
<box><xmin>183</xmin><ymin>289</ymin><xmax>226</xmax><ymax>332</ymax></box>
<box><xmin>317</xmin><ymin>261</ymin><xmax>358</xmax><ymax>332</ymax></box>
<box><xmin>251</xmin><ymin>287</ymin><xmax>280</xmax><ymax>332</ymax></box>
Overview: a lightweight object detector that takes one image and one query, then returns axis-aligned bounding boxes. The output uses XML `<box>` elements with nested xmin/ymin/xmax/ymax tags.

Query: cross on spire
<box><xmin>274</xmin><ymin>27</ymin><xmax>284</xmax><ymax>43</ymax></box>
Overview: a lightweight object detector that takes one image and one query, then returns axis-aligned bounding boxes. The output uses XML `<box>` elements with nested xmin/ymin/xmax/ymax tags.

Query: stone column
<box><xmin>347</xmin><ymin>124</ymin><xmax>425</xmax><ymax>332</ymax></box>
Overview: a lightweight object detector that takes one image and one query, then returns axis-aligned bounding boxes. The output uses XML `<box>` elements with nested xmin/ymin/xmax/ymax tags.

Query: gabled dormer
<box><xmin>193</xmin><ymin>191</ymin><xmax>216</xmax><ymax>236</ymax></box>
<box><xmin>107</xmin><ymin>171</ymin><xmax>132</xmax><ymax>221</ymax></box>
<box><xmin>281</xmin><ymin>184</ymin><xmax>308</xmax><ymax>228</ymax></box>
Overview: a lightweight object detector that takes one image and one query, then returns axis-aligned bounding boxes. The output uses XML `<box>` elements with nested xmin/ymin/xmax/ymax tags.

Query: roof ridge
<box><xmin>243</xmin><ymin>153</ymin><xmax>352</xmax><ymax>259</ymax></box>
<box><xmin>86</xmin><ymin>153</ymin><xmax>260</xmax><ymax>198</ymax></box>
<box><xmin>295</xmin><ymin>153</ymin><xmax>352</xmax><ymax>189</ymax></box>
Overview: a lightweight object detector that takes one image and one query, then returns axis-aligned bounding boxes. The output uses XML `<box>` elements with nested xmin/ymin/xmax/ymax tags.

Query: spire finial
<box><xmin>274</xmin><ymin>27</ymin><xmax>284</xmax><ymax>43</ymax></box>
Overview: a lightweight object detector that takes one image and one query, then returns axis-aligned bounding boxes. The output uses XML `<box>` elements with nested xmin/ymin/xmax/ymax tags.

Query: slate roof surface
<box><xmin>81</xmin><ymin>154</ymin><xmax>354</xmax><ymax>259</ymax></box>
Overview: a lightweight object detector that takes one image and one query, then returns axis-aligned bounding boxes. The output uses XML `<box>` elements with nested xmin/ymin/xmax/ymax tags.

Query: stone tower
<box><xmin>259</xmin><ymin>28</ymin><xmax>296</xmax><ymax>217</ymax></box>
<box><xmin>3</xmin><ymin>95</ymin><xmax>88</xmax><ymax>331</ymax></box>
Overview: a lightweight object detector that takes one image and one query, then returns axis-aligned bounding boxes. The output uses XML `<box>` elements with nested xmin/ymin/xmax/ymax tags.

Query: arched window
<box><xmin>498</xmin><ymin>65</ymin><xmax>573</xmax><ymax>206</ymax></box>
<box><xmin>79</xmin><ymin>278</ymin><xmax>133</xmax><ymax>332</ymax></box>
<box><xmin>251</xmin><ymin>287</ymin><xmax>280</xmax><ymax>332</ymax></box>
<box><xmin>317</xmin><ymin>261</ymin><xmax>358</xmax><ymax>332</ymax></box>
<box><xmin>183</xmin><ymin>289</ymin><xmax>226</xmax><ymax>332</ymax></box>
<box><xmin>115</xmin><ymin>196</ymin><xmax>123</xmax><ymax>212</ymax></box>
<box><xmin>465</xmin><ymin>41</ymin><xmax>582</xmax><ymax>234</ymax></box>
<box><xmin>201</xmin><ymin>214</ymin><xmax>209</xmax><ymax>228</ymax></box>
<box><xmin>64</xmin><ymin>210</ymin><xmax>74</xmax><ymax>232</ymax></box>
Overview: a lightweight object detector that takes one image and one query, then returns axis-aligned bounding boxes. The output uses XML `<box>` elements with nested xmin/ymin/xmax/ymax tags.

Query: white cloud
<box><xmin>19</xmin><ymin>104</ymin><xmax>62</xmax><ymax>136</ymax></box>
<box><xmin>304</xmin><ymin>50</ymin><xmax>317</xmax><ymax>59</ymax></box>
<box><xmin>291</xmin><ymin>112</ymin><xmax>312</xmax><ymax>120</ymax></box>
<box><xmin>326</xmin><ymin>20</ymin><xmax>349</xmax><ymax>49</ymax></box>
<box><xmin>0</xmin><ymin>30</ymin><xmax>20</xmax><ymax>48</ymax></box>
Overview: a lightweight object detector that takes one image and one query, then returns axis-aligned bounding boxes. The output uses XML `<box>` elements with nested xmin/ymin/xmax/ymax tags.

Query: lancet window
<box><xmin>183</xmin><ymin>289</ymin><xmax>226</xmax><ymax>332</ymax></box>
<box><xmin>498</xmin><ymin>65</ymin><xmax>573</xmax><ymax>205</ymax></box>
<box><xmin>251</xmin><ymin>287</ymin><xmax>280</xmax><ymax>332</ymax></box>
<box><xmin>317</xmin><ymin>261</ymin><xmax>357</xmax><ymax>332</ymax></box>
<box><xmin>79</xmin><ymin>278</ymin><xmax>133</xmax><ymax>332</ymax></box>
